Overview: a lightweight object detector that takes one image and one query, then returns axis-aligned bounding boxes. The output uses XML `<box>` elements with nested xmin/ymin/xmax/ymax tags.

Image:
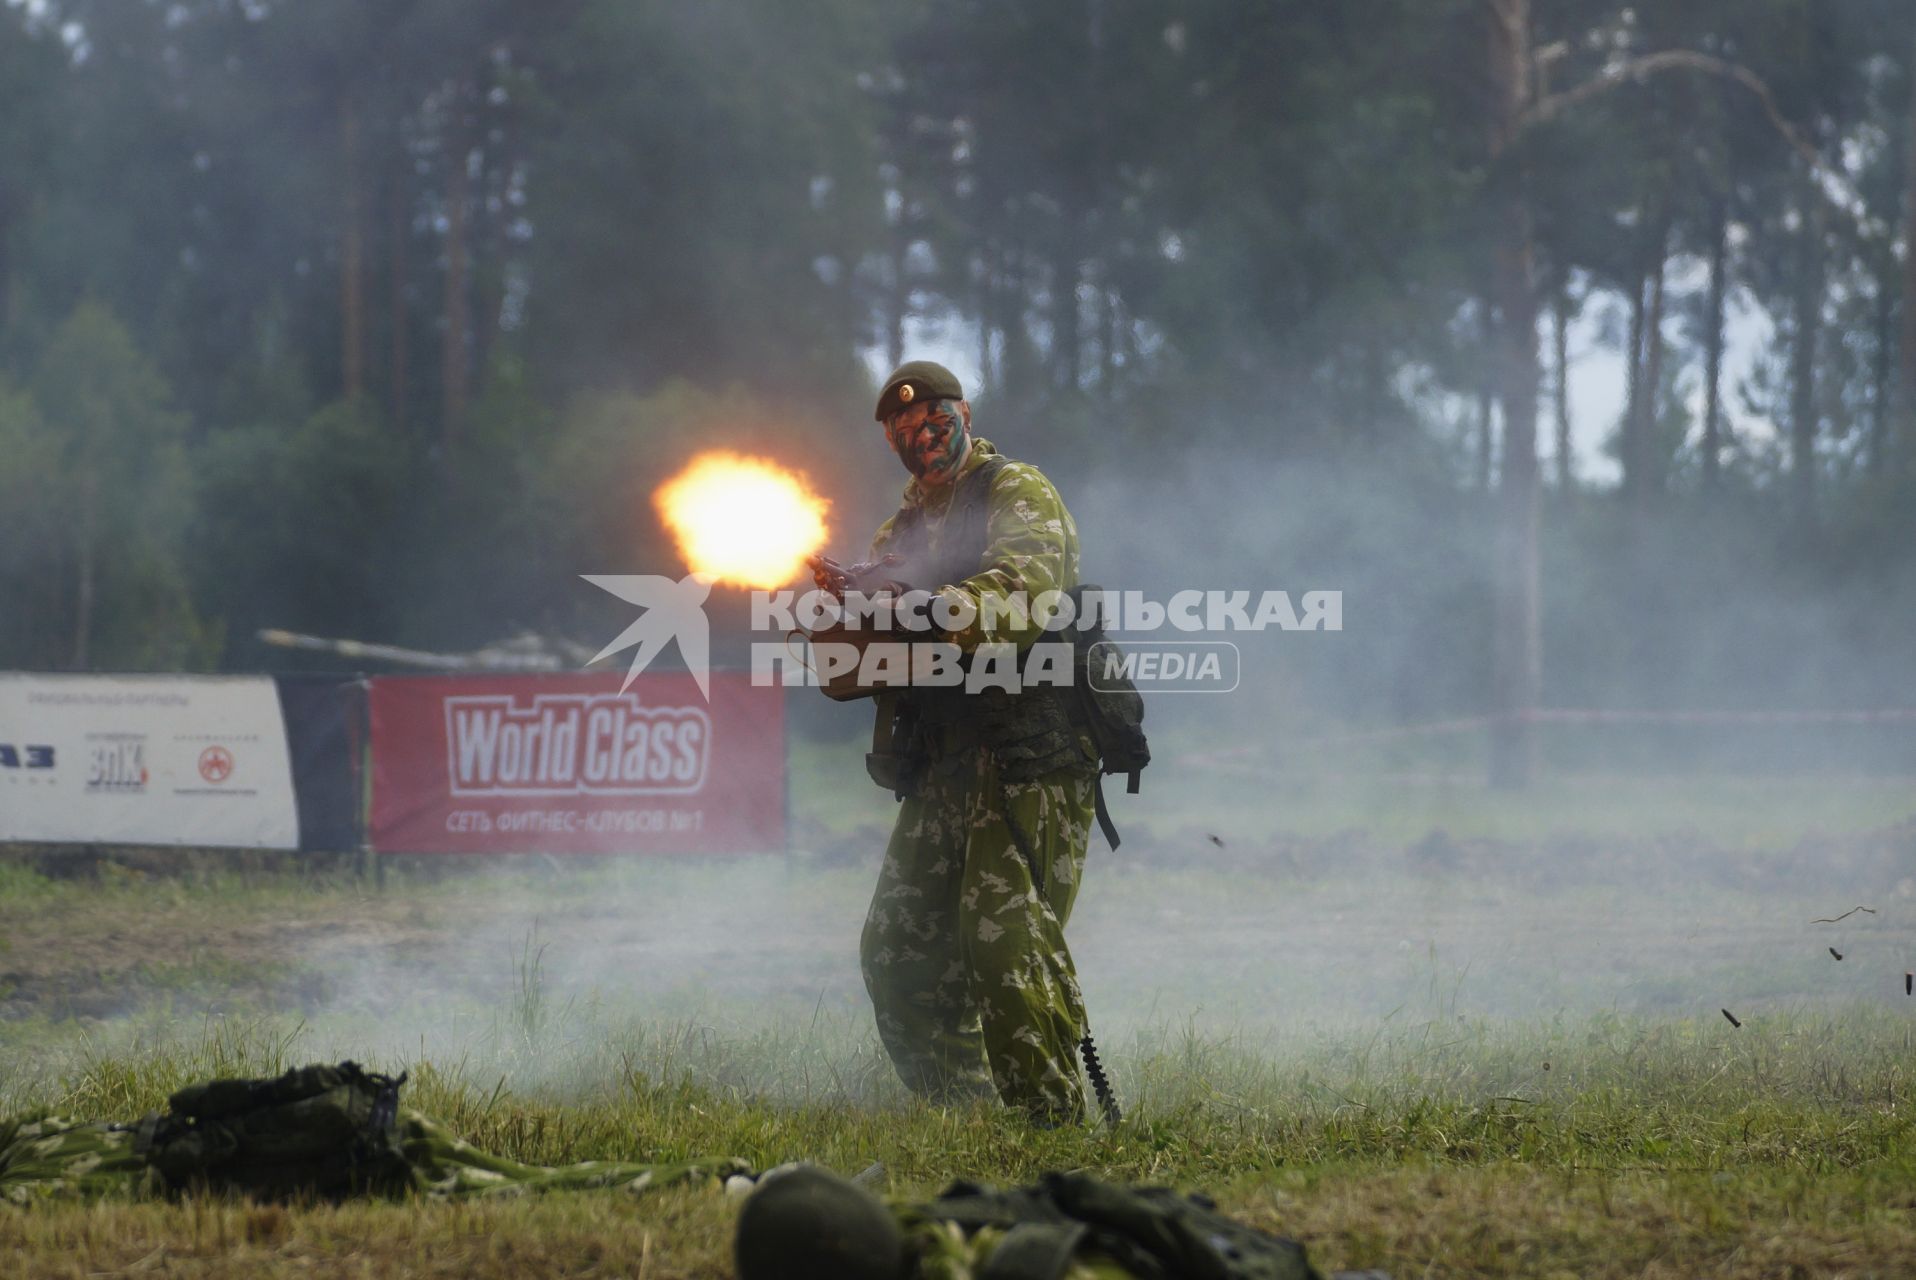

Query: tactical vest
<box><xmin>868</xmin><ymin>454</ymin><xmax>1148</xmax><ymax>851</ymax></box>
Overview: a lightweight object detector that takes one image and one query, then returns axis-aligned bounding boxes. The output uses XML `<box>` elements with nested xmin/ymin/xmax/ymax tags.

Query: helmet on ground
<box><xmin>734</xmin><ymin>1165</ymin><xmax>907</xmax><ymax>1280</ymax></box>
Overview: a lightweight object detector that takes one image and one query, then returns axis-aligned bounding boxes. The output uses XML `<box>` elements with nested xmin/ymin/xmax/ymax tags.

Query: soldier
<box><xmin>822</xmin><ymin>360</ymin><xmax>1102</xmax><ymax>1124</ymax></box>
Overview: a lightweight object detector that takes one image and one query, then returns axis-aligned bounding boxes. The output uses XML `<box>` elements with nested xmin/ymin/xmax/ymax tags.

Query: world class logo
<box><xmin>444</xmin><ymin>692</ymin><xmax>711</xmax><ymax>797</ymax></box>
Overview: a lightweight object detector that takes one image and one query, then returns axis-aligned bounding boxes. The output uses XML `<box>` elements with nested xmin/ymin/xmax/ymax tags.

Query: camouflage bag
<box><xmin>137</xmin><ymin>1061</ymin><xmax>416</xmax><ymax>1201</ymax></box>
<box><xmin>919</xmin><ymin>1170</ymin><xmax>1324</xmax><ymax>1280</ymax></box>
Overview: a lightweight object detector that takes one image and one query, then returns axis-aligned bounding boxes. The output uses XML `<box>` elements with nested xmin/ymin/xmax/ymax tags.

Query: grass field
<box><xmin>4</xmin><ymin>766</ymin><xmax>1915</xmax><ymax>1277</ymax></box>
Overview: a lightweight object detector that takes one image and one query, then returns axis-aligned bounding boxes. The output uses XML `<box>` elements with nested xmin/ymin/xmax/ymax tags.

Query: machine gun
<box><xmin>805</xmin><ymin>552</ymin><xmax>905</xmax><ymax>600</ymax></box>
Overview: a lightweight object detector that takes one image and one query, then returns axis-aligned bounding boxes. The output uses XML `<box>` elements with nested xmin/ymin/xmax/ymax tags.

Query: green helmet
<box><xmin>734</xmin><ymin>1166</ymin><xmax>906</xmax><ymax>1280</ymax></box>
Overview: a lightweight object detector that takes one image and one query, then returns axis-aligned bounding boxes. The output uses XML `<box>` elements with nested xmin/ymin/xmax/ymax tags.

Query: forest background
<box><xmin>1</xmin><ymin>0</ymin><xmax>1913</xmax><ymax>783</ymax></box>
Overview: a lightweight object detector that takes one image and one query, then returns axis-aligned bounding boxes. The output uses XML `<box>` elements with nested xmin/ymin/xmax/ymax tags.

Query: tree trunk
<box><xmin>340</xmin><ymin>95</ymin><xmax>366</xmax><ymax>405</ymax></box>
<box><xmin>887</xmin><ymin>235</ymin><xmax>907</xmax><ymax>370</ymax></box>
<box><xmin>1789</xmin><ymin>198</ymin><xmax>1824</xmax><ymax>523</ymax></box>
<box><xmin>1637</xmin><ymin>230</ymin><xmax>1669</xmax><ymax>504</ymax></box>
<box><xmin>0</xmin><ymin>188</ymin><xmax>14</xmax><ymax>336</ymax></box>
<box><xmin>71</xmin><ymin>469</ymin><xmax>96</xmax><ymax>671</ymax></box>
<box><xmin>1552</xmin><ymin>283</ymin><xmax>1573</xmax><ymax>490</ymax></box>
<box><xmin>1000</xmin><ymin>241</ymin><xmax>1038</xmax><ymax>400</ymax></box>
<box><xmin>442</xmin><ymin>85</ymin><xmax>472</xmax><ymax>465</ymax></box>
<box><xmin>1870</xmin><ymin>273</ymin><xmax>1894</xmax><ymax>474</ymax></box>
<box><xmin>1054</xmin><ymin>246</ymin><xmax>1082</xmax><ymax>392</ymax></box>
<box><xmin>1486</xmin><ymin>0</ymin><xmax>1541</xmax><ymax>790</ymax></box>
<box><xmin>1620</xmin><ymin>215</ymin><xmax>1669</xmax><ymax>507</ymax></box>
<box><xmin>1621</xmin><ymin>265</ymin><xmax>1647</xmax><ymax>502</ymax></box>
<box><xmin>473</xmin><ymin>67</ymin><xmax>512</xmax><ymax>383</ymax></box>
<box><xmin>1701</xmin><ymin>201</ymin><xmax>1728</xmax><ymax>489</ymax></box>
<box><xmin>1479</xmin><ymin>298</ymin><xmax>1497</xmax><ymax>490</ymax></box>
<box><xmin>975</xmin><ymin>241</ymin><xmax>995</xmax><ymax>393</ymax></box>
<box><xmin>389</xmin><ymin>168</ymin><xmax>409</xmax><ymax>434</ymax></box>
<box><xmin>1899</xmin><ymin>30</ymin><xmax>1916</xmax><ymax>468</ymax></box>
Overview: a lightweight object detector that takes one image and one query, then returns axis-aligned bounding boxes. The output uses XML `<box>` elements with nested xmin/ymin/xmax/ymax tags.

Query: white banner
<box><xmin>0</xmin><ymin>675</ymin><xmax>299</xmax><ymax>849</ymax></box>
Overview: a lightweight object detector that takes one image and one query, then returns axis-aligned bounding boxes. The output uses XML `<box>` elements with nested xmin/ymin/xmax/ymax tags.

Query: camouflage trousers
<box><xmin>861</xmin><ymin>746</ymin><xmax>1097</xmax><ymax>1121</ymax></box>
<box><xmin>0</xmin><ymin>1110</ymin><xmax>747</xmax><ymax>1205</ymax></box>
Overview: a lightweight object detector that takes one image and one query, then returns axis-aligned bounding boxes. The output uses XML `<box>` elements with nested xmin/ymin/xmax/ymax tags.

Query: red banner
<box><xmin>369</xmin><ymin>672</ymin><xmax>783</xmax><ymax>854</ymax></box>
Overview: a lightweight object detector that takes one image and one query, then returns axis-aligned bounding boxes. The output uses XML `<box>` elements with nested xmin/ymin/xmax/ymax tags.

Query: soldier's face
<box><xmin>884</xmin><ymin>398</ymin><xmax>971</xmax><ymax>485</ymax></box>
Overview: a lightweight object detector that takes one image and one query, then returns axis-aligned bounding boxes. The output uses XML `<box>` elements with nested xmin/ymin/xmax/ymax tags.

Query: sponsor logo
<box><xmin>86</xmin><ymin>735</ymin><xmax>148</xmax><ymax>792</ymax></box>
<box><xmin>197</xmin><ymin>745</ymin><xmax>235</xmax><ymax>784</ymax></box>
<box><xmin>0</xmin><ymin>744</ymin><xmax>55</xmax><ymax>769</ymax></box>
<box><xmin>444</xmin><ymin>692</ymin><xmax>711</xmax><ymax>797</ymax></box>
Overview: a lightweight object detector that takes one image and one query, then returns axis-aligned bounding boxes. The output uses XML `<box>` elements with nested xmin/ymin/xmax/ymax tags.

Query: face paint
<box><xmin>884</xmin><ymin>398</ymin><xmax>970</xmax><ymax>485</ymax></box>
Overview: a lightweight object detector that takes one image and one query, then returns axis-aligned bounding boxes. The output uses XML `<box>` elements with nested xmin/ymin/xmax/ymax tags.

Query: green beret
<box><xmin>875</xmin><ymin>360</ymin><xmax>964</xmax><ymax>421</ymax></box>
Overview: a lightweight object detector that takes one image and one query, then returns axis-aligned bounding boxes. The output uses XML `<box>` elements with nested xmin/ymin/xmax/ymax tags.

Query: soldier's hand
<box><xmin>807</xmin><ymin>555</ymin><xmax>847</xmax><ymax>600</ymax></box>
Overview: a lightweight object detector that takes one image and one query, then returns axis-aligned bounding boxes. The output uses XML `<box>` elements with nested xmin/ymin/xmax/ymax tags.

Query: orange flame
<box><xmin>654</xmin><ymin>451</ymin><xmax>830</xmax><ymax>589</ymax></box>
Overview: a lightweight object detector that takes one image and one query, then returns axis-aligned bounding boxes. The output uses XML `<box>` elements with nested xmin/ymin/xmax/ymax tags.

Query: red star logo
<box><xmin>198</xmin><ymin>745</ymin><xmax>234</xmax><ymax>784</ymax></box>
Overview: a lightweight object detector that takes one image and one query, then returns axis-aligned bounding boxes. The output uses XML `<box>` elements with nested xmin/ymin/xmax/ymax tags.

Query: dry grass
<box><xmin>7</xmin><ymin>1157</ymin><xmax>1916</xmax><ymax>1277</ymax></box>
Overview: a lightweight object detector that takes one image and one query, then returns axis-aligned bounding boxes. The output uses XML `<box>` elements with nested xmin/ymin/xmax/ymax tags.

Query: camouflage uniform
<box><xmin>860</xmin><ymin>437</ymin><xmax>1100</xmax><ymax>1122</ymax></box>
<box><xmin>0</xmin><ymin>1109</ymin><xmax>746</xmax><ymax>1205</ymax></box>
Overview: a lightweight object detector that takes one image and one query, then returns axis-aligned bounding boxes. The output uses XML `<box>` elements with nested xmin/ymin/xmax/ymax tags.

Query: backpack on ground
<box><xmin>136</xmin><ymin>1061</ymin><xmax>415</xmax><ymax>1200</ymax></box>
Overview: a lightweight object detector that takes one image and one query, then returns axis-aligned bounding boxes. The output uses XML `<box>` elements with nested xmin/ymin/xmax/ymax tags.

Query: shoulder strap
<box><xmin>954</xmin><ymin>452</ymin><xmax>1013</xmax><ymax>572</ymax></box>
<box><xmin>882</xmin><ymin>453</ymin><xmax>1015</xmax><ymax>590</ymax></box>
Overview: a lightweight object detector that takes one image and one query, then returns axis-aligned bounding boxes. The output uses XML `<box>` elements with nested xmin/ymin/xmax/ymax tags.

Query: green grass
<box><xmin>5</xmin><ymin>777</ymin><xmax>1916</xmax><ymax>1277</ymax></box>
<box><xmin>7</xmin><ymin>1009</ymin><xmax>1916</xmax><ymax>1277</ymax></box>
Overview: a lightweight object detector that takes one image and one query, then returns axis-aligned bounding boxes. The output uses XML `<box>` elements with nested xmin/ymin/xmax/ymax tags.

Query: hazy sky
<box><xmin>869</xmin><ymin>280</ymin><xmax>1776</xmax><ymax>487</ymax></box>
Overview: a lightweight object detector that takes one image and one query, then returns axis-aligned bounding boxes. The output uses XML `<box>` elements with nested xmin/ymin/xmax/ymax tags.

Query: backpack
<box><xmin>919</xmin><ymin>1170</ymin><xmax>1325</xmax><ymax>1280</ymax></box>
<box><xmin>136</xmin><ymin>1061</ymin><xmax>416</xmax><ymax>1200</ymax></box>
<box><xmin>1065</xmin><ymin>585</ymin><xmax>1151</xmax><ymax>839</ymax></box>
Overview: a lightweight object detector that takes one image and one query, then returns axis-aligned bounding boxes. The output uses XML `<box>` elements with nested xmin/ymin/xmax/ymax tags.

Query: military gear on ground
<box><xmin>139</xmin><ymin>1061</ymin><xmax>415</xmax><ymax>1200</ymax></box>
<box><xmin>131</xmin><ymin>1057</ymin><xmax>411</xmax><ymax>1203</ymax></box>
<box><xmin>3</xmin><ymin>1065</ymin><xmax>750</xmax><ymax>1205</ymax></box>
<box><xmin>877</xmin><ymin>359</ymin><xmax>966</xmax><ymax>421</ymax></box>
<box><xmin>908</xmin><ymin>1171</ymin><xmax>1328</xmax><ymax>1280</ymax></box>
<box><xmin>735</xmin><ymin>1165</ymin><xmax>907</xmax><ymax>1280</ymax></box>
